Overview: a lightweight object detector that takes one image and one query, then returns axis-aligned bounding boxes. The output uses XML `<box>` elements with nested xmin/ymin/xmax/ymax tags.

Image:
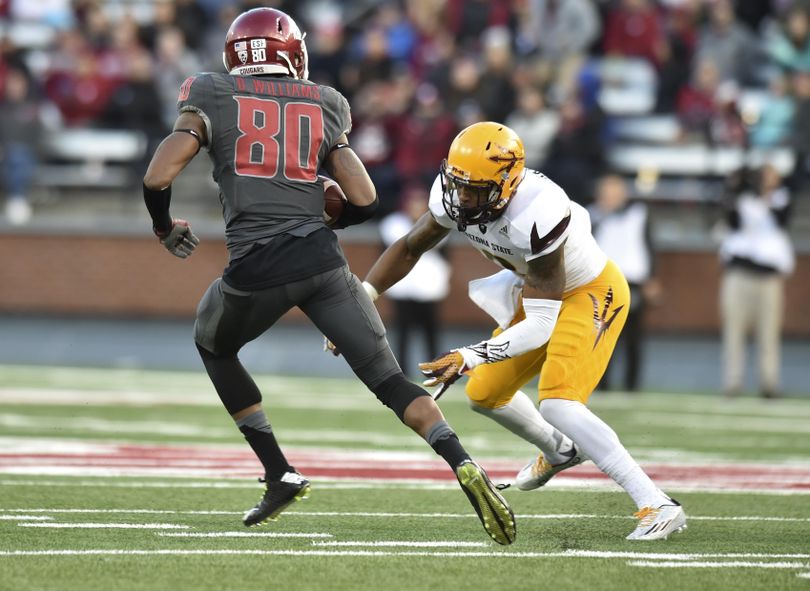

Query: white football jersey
<box><xmin>429</xmin><ymin>169</ymin><xmax>607</xmax><ymax>293</ymax></box>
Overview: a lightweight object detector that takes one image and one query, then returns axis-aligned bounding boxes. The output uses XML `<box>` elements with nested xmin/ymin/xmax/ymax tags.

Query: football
<box><xmin>321</xmin><ymin>175</ymin><xmax>347</xmax><ymax>226</ymax></box>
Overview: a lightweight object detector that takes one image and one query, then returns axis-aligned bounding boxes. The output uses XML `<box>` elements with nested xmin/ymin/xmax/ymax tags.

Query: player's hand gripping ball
<box><xmin>320</xmin><ymin>175</ymin><xmax>347</xmax><ymax>227</ymax></box>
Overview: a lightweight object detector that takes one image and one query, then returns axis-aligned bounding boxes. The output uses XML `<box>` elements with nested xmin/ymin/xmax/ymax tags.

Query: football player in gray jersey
<box><xmin>141</xmin><ymin>8</ymin><xmax>515</xmax><ymax>544</ymax></box>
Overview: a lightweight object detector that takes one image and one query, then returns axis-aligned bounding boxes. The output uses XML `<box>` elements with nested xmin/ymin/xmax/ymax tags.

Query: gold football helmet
<box><xmin>441</xmin><ymin>122</ymin><xmax>525</xmax><ymax>231</ymax></box>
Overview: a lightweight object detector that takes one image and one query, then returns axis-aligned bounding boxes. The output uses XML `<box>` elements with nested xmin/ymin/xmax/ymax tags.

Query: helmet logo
<box><xmin>234</xmin><ymin>41</ymin><xmax>248</xmax><ymax>64</ymax></box>
<box><xmin>489</xmin><ymin>144</ymin><xmax>521</xmax><ymax>174</ymax></box>
<box><xmin>489</xmin><ymin>144</ymin><xmax>522</xmax><ymax>188</ymax></box>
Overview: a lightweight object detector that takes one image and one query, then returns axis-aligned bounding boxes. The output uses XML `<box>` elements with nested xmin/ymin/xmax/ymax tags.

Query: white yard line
<box><xmin>17</xmin><ymin>523</ymin><xmax>190</xmax><ymax>529</ymax></box>
<box><xmin>311</xmin><ymin>541</ymin><xmax>489</xmax><ymax>548</ymax></box>
<box><xmin>0</xmin><ymin>549</ymin><xmax>807</xmax><ymax>564</ymax></box>
<box><xmin>2</xmin><ymin>477</ymin><xmax>810</xmax><ymax>496</ymax></box>
<box><xmin>0</xmin><ymin>515</ymin><xmax>52</xmax><ymax>520</ymax></box>
<box><xmin>628</xmin><ymin>560</ymin><xmax>808</xmax><ymax>569</ymax></box>
<box><xmin>565</xmin><ymin>550</ymin><xmax>810</xmax><ymax>559</ymax></box>
<box><xmin>158</xmin><ymin>532</ymin><xmax>333</xmax><ymax>538</ymax></box>
<box><xmin>2</xmin><ymin>508</ymin><xmax>809</xmax><ymax>524</ymax></box>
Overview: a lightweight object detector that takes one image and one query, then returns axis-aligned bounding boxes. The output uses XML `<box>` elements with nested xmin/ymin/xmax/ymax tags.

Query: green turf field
<box><xmin>1</xmin><ymin>364</ymin><xmax>809</xmax><ymax>591</ymax></box>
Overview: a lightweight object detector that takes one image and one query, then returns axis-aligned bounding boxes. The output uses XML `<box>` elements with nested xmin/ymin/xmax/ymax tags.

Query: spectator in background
<box><xmin>0</xmin><ymin>68</ymin><xmax>41</xmax><ymax>225</ymax></box>
<box><xmin>408</xmin><ymin>0</ymin><xmax>457</xmax><ymax>85</ymax></box>
<box><xmin>505</xmin><ymin>85</ymin><xmax>559</xmax><ymax>170</ymax></box>
<box><xmin>711</xmin><ymin>80</ymin><xmax>748</xmax><ymax>147</ymax></box>
<box><xmin>199</xmin><ymin>4</ymin><xmax>241</xmax><ymax>71</ymax></box>
<box><xmin>543</xmin><ymin>89</ymin><xmax>605</xmax><ymax>204</ymax></box>
<box><xmin>305</xmin><ymin>14</ymin><xmax>347</xmax><ymax>92</ymax></box>
<box><xmin>343</xmin><ymin>26</ymin><xmax>396</xmax><ymax>93</ymax></box>
<box><xmin>444</xmin><ymin>0</ymin><xmax>511</xmax><ymax>49</ymax></box>
<box><xmin>371</xmin><ymin>1</ymin><xmax>417</xmax><ymax>63</ymax></box>
<box><xmin>173</xmin><ymin>0</ymin><xmax>209</xmax><ymax>51</ymax></box>
<box><xmin>441</xmin><ymin>53</ymin><xmax>486</xmax><ymax>123</ymax></box>
<box><xmin>97</xmin><ymin>14</ymin><xmax>144</xmax><ymax>82</ymax></box>
<box><xmin>735</xmin><ymin>0</ymin><xmax>776</xmax><ymax>33</ymax></box>
<box><xmin>655</xmin><ymin>5</ymin><xmax>698</xmax><ymax>112</ymax></box>
<box><xmin>0</xmin><ymin>36</ymin><xmax>27</xmax><ymax>97</ymax></box>
<box><xmin>603</xmin><ymin>0</ymin><xmax>667</xmax><ymax>68</ymax></box>
<box><xmin>767</xmin><ymin>3</ymin><xmax>810</xmax><ymax>73</ymax></box>
<box><xmin>790</xmin><ymin>69</ymin><xmax>810</xmax><ymax>193</ymax></box>
<box><xmin>720</xmin><ymin>164</ymin><xmax>794</xmax><ymax>399</ymax></box>
<box><xmin>154</xmin><ymin>27</ymin><xmax>201</xmax><ymax>128</ymax></box>
<box><xmin>44</xmin><ymin>30</ymin><xmax>115</xmax><ymax>126</ymax></box>
<box><xmin>378</xmin><ymin>186</ymin><xmax>450</xmax><ymax>374</ymax></box>
<box><xmin>393</xmin><ymin>82</ymin><xmax>457</xmax><ymax>191</ymax></box>
<box><xmin>477</xmin><ymin>27</ymin><xmax>516</xmax><ymax>122</ymax></box>
<box><xmin>677</xmin><ymin>58</ymin><xmax>746</xmax><ymax>147</ymax></box>
<box><xmin>750</xmin><ymin>73</ymin><xmax>795</xmax><ymax>148</ymax></box>
<box><xmin>589</xmin><ymin>174</ymin><xmax>659</xmax><ymax>392</ymax></box>
<box><xmin>517</xmin><ymin>0</ymin><xmax>601</xmax><ymax>100</ymax></box>
<box><xmin>75</xmin><ymin>1</ymin><xmax>111</xmax><ymax>51</ymax></box>
<box><xmin>695</xmin><ymin>0</ymin><xmax>765</xmax><ymax>86</ymax></box>
<box><xmin>350</xmin><ymin>81</ymin><xmax>402</xmax><ymax>216</ymax></box>
<box><xmin>100</xmin><ymin>51</ymin><xmax>167</xmax><ymax>178</ymax></box>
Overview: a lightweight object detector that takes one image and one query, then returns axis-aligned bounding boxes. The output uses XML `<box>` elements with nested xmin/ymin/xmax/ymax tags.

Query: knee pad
<box><xmin>370</xmin><ymin>373</ymin><xmax>429</xmax><ymax>421</ymax></box>
<box><xmin>196</xmin><ymin>343</ymin><xmax>261</xmax><ymax>415</ymax></box>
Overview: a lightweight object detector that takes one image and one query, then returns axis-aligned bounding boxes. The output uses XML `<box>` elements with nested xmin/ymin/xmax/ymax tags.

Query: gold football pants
<box><xmin>465</xmin><ymin>260</ymin><xmax>629</xmax><ymax>407</ymax></box>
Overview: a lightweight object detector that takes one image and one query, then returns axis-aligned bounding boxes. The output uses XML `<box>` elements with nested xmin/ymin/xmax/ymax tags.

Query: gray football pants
<box><xmin>194</xmin><ymin>265</ymin><xmax>402</xmax><ymax>389</ymax></box>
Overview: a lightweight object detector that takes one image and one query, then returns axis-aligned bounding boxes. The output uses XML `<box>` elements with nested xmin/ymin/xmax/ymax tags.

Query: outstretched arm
<box><xmin>420</xmin><ymin>244</ymin><xmax>565</xmax><ymax>398</ymax></box>
<box><xmin>364</xmin><ymin>211</ymin><xmax>451</xmax><ymax>298</ymax></box>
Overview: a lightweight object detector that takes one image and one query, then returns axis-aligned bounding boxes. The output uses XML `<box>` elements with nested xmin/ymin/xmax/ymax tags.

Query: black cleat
<box><xmin>456</xmin><ymin>460</ymin><xmax>516</xmax><ymax>545</ymax></box>
<box><xmin>243</xmin><ymin>471</ymin><xmax>311</xmax><ymax>527</ymax></box>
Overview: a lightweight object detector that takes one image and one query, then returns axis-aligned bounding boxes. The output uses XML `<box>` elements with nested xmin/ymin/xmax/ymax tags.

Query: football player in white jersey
<box><xmin>356</xmin><ymin>122</ymin><xmax>686</xmax><ymax>541</ymax></box>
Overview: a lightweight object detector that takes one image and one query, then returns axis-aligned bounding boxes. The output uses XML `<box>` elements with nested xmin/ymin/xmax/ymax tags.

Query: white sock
<box><xmin>539</xmin><ymin>398</ymin><xmax>668</xmax><ymax>509</ymax></box>
<box><xmin>470</xmin><ymin>390</ymin><xmax>573</xmax><ymax>464</ymax></box>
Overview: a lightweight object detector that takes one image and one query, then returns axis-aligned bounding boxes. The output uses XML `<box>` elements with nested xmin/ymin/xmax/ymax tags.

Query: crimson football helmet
<box><xmin>223</xmin><ymin>8</ymin><xmax>309</xmax><ymax>79</ymax></box>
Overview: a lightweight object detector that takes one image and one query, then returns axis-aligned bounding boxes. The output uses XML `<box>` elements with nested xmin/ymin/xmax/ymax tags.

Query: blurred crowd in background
<box><xmin>1</xmin><ymin>0</ymin><xmax>810</xmax><ymax>226</ymax></box>
<box><xmin>0</xmin><ymin>0</ymin><xmax>802</xmax><ymax>395</ymax></box>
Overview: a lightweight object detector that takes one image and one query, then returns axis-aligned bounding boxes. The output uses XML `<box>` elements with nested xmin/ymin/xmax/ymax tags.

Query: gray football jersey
<box><xmin>177</xmin><ymin>73</ymin><xmax>352</xmax><ymax>259</ymax></box>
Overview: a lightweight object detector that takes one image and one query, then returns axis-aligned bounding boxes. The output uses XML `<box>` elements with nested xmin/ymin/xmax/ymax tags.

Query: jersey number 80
<box><xmin>233</xmin><ymin>96</ymin><xmax>325</xmax><ymax>182</ymax></box>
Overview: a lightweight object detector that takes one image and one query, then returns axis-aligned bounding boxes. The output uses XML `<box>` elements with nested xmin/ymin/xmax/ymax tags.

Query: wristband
<box><xmin>143</xmin><ymin>183</ymin><xmax>172</xmax><ymax>234</ymax></box>
<box><xmin>362</xmin><ymin>281</ymin><xmax>379</xmax><ymax>302</ymax></box>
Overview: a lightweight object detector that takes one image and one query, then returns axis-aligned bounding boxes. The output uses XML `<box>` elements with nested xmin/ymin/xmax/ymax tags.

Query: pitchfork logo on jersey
<box><xmin>589</xmin><ymin>287</ymin><xmax>624</xmax><ymax>350</ymax></box>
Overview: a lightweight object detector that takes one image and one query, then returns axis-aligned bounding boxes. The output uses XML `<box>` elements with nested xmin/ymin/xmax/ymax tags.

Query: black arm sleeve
<box><xmin>333</xmin><ymin>196</ymin><xmax>379</xmax><ymax>229</ymax></box>
<box><xmin>143</xmin><ymin>183</ymin><xmax>172</xmax><ymax>233</ymax></box>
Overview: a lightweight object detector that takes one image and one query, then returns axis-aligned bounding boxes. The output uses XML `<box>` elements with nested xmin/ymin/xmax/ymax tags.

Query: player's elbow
<box><xmin>342</xmin><ymin>181</ymin><xmax>377</xmax><ymax>207</ymax></box>
<box><xmin>143</xmin><ymin>169</ymin><xmax>172</xmax><ymax>191</ymax></box>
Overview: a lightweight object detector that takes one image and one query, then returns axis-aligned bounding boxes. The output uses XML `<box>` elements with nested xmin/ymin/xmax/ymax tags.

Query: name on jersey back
<box><xmin>234</xmin><ymin>77</ymin><xmax>321</xmax><ymax>100</ymax></box>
